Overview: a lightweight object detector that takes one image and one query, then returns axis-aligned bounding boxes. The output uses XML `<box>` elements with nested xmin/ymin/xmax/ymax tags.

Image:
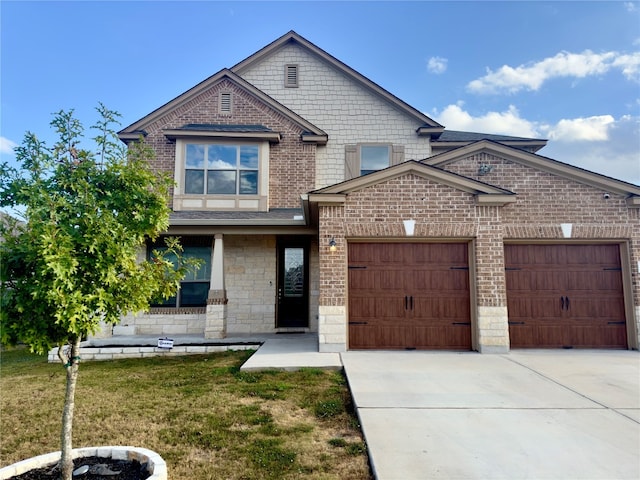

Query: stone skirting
<box><xmin>48</xmin><ymin>344</ymin><xmax>257</xmax><ymax>363</ymax></box>
<box><xmin>318</xmin><ymin>305</ymin><xmax>347</xmax><ymax>352</ymax></box>
<box><xmin>476</xmin><ymin>306</ymin><xmax>509</xmax><ymax>353</ymax></box>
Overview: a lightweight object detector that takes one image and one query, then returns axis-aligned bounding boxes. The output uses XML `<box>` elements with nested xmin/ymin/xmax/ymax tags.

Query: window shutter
<box><xmin>391</xmin><ymin>145</ymin><xmax>405</xmax><ymax>165</ymax></box>
<box><xmin>345</xmin><ymin>145</ymin><xmax>358</xmax><ymax>180</ymax></box>
<box><xmin>219</xmin><ymin>92</ymin><xmax>232</xmax><ymax>113</ymax></box>
<box><xmin>285</xmin><ymin>64</ymin><xmax>298</xmax><ymax>88</ymax></box>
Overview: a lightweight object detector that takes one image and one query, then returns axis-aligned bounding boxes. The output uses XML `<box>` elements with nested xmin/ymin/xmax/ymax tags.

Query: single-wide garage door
<box><xmin>348</xmin><ymin>243</ymin><xmax>471</xmax><ymax>350</ymax></box>
<box><xmin>505</xmin><ymin>244</ymin><xmax>627</xmax><ymax>349</ymax></box>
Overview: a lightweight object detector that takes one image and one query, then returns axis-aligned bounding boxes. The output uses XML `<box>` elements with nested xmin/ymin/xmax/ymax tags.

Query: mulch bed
<box><xmin>10</xmin><ymin>456</ymin><xmax>150</xmax><ymax>480</ymax></box>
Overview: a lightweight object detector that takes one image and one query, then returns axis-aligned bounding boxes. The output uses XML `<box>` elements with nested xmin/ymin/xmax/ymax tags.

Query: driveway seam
<box><xmin>501</xmin><ymin>354</ymin><xmax>640</xmax><ymax>424</ymax></box>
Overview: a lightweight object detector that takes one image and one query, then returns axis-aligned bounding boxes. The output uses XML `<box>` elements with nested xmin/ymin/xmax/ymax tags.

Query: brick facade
<box><xmin>140</xmin><ymin>79</ymin><xmax>316</xmax><ymax>209</ymax></box>
<box><xmin>317</xmin><ymin>157</ymin><xmax>640</xmax><ymax>352</ymax></box>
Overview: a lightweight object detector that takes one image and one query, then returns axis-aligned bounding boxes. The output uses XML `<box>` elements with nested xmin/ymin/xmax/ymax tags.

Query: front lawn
<box><xmin>0</xmin><ymin>347</ymin><xmax>370</xmax><ymax>479</ymax></box>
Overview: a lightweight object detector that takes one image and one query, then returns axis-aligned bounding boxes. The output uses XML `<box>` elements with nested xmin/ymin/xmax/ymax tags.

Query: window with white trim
<box><xmin>184</xmin><ymin>143</ymin><xmax>259</xmax><ymax>195</ymax></box>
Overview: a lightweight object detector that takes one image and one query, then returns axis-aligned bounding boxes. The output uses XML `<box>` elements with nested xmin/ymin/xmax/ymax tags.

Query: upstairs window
<box><xmin>345</xmin><ymin>144</ymin><xmax>405</xmax><ymax>180</ymax></box>
<box><xmin>360</xmin><ymin>145</ymin><xmax>391</xmax><ymax>175</ymax></box>
<box><xmin>285</xmin><ymin>64</ymin><xmax>299</xmax><ymax>88</ymax></box>
<box><xmin>185</xmin><ymin>144</ymin><xmax>259</xmax><ymax>195</ymax></box>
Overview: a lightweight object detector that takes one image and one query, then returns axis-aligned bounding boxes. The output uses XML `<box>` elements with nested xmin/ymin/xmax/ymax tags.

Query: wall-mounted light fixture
<box><xmin>329</xmin><ymin>237</ymin><xmax>337</xmax><ymax>252</ymax></box>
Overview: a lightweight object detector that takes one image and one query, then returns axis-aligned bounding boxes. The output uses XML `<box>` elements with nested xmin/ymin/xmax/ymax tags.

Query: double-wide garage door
<box><xmin>505</xmin><ymin>244</ymin><xmax>627</xmax><ymax>349</ymax></box>
<box><xmin>348</xmin><ymin>243</ymin><xmax>471</xmax><ymax>350</ymax></box>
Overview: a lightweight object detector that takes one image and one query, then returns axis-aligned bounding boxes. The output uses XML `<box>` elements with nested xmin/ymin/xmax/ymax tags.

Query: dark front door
<box><xmin>276</xmin><ymin>237</ymin><xmax>309</xmax><ymax>328</ymax></box>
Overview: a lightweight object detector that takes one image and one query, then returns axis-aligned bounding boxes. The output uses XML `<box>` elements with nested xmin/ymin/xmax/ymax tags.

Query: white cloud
<box><xmin>432</xmin><ymin>104</ymin><xmax>640</xmax><ymax>184</ymax></box>
<box><xmin>547</xmin><ymin>115</ymin><xmax>615</xmax><ymax>142</ymax></box>
<box><xmin>468</xmin><ymin>50</ymin><xmax>638</xmax><ymax>94</ymax></box>
<box><xmin>0</xmin><ymin>136</ymin><xmax>18</xmax><ymax>155</ymax></box>
<box><xmin>427</xmin><ymin>56</ymin><xmax>448</xmax><ymax>74</ymax></box>
<box><xmin>543</xmin><ymin>115</ymin><xmax>640</xmax><ymax>183</ymax></box>
<box><xmin>624</xmin><ymin>2</ymin><xmax>637</xmax><ymax>12</ymax></box>
<box><xmin>612</xmin><ymin>52</ymin><xmax>640</xmax><ymax>81</ymax></box>
<box><xmin>433</xmin><ymin>103</ymin><xmax>540</xmax><ymax>137</ymax></box>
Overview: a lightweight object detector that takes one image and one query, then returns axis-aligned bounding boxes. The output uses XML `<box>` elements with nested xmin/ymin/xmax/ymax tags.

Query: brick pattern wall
<box><xmin>444</xmin><ymin>153</ymin><xmax>639</xmax><ymax>311</ymax></box>
<box><xmin>317</xmin><ymin>161</ymin><xmax>639</xmax><ymax>350</ymax></box>
<box><xmin>140</xmin><ymin>79</ymin><xmax>315</xmax><ymax>209</ymax></box>
<box><xmin>319</xmin><ymin>205</ymin><xmax>346</xmax><ymax>306</ymax></box>
<box><xmin>237</xmin><ymin>43</ymin><xmax>433</xmax><ymax>188</ymax></box>
<box><xmin>475</xmin><ymin>206</ymin><xmax>507</xmax><ymax>307</ymax></box>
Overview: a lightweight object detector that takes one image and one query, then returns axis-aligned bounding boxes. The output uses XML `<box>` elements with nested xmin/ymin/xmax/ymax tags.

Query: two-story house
<box><xmin>114</xmin><ymin>31</ymin><xmax>640</xmax><ymax>353</ymax></box>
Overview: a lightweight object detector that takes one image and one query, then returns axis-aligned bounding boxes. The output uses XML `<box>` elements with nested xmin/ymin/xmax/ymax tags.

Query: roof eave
<box><xmin>416</xmin><ymin>126</ymin><xmax>445</xmax><ymax>139</ymax></box>
<box><xmin>431</xmin><ymin>139</ymin><xmax>548</xmax><ymax>152</ymax></box>
<box><xmin>169</xmin><ymin>217</ymin><xmax>307</xmax><ymax>227</ymax></box>
<box><xmin>164</xmin><ymin>129</ymin><xmax>282</xmax><ymax>143</ymax></box>
<box><xmin>301</xmin><ymin>133</ymin><xmax>328</xmax><ymax>145</ymax></box>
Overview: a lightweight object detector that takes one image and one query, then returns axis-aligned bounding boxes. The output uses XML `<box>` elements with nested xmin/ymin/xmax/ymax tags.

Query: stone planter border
<box><xmin>0</xmin><ymin>446</ymin><xmax>167</xmax><ymax>479</ymax></box>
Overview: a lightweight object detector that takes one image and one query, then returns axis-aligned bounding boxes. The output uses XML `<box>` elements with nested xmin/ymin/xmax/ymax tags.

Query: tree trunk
<box><xmin>59</xmin><ymin>337</ymin><xmax>81</xmax><ymax>480</ymax></box>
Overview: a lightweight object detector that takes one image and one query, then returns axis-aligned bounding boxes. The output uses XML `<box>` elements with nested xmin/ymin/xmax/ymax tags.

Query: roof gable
<box><xmin>118</xmin><ymin>68</ymin><xmax>327</xmax><ymax>143</ymax></box>
<box><xmin>307</xmin><ymin>160</ymin><xmax>516</xmax><ymax>207</ymax></box>
<box><xmin>231</xmin><ymin>31</ymin><xmax>444</xmax><ymax>137</ymax></box>
<box><xmin>424</xmin><ymin>140</ymin><xmax>640</xmax><ymax>201</ymax></box>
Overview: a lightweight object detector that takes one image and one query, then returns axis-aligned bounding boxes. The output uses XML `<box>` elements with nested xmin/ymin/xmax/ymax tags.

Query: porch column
<box><xmin>205</xmin><ymin>233</ymin><xmax>228</xmax><ymax>338</ymax></box>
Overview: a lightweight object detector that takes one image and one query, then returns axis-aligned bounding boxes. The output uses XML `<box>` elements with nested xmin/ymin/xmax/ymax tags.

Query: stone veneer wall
<box><xmin>224</xmin><ymin>235</ymin><xmax>277</xmax><ymax>334</ymax></box>
<box><xmin>236</xmin><ymin>42</ymin><xmax>433</xmax><ymax>189</ymax></box>
<box><xmin>118</xmin><ymin>309</ymin><xmax>207</xmax><ymax>336</ymax></box>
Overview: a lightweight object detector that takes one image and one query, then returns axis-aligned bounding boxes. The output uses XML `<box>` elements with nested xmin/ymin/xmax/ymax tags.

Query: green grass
<box><xmin>0</xmin><ymin>346</ymin><xmax>370</xmax><ymax>479</ymax></box>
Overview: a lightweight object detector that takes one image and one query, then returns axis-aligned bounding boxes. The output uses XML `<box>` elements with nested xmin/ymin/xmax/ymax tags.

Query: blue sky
<box><xmin>2</xmin><ymin>1</ymin><xmax>639</xmax><ymax>184</ymax></box>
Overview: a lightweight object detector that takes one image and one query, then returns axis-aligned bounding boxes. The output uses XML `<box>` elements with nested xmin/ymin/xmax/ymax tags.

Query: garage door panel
<box><xmin>505</xmin><ymin>244</ymin><xmax>627</xmax><ymax>349</ymax></box>
<box><xmin>414</xmin><ymin>325</ymin><xmax>471</xmax><ymax>350</ymax></box>
<box><xmin>349</xmin><ymin>325</ymin><xmax>377</xmax><ymax>349</ymax></box>
<box><xmin>570</xmin><ymin>325</ymin><xmax>627</xmax><ymax>348</ymax></box>
<box><xmin>507</xmin><ymin>295</ymin><xmax>562</xmax><ymax>320</ymax></box>
<box><xmin>414</xmin><ymin>296</ymin><xmax>471</xmax><ymax>321</ymax></box>
<box><xmin>348</xmin><ymin>243</ymin><xmax>471</xmax><ymax>350</ymax></box>
<box><xmin>536</xmin><ymin>326</ymin><xmax>566</xmax><ymax>348</ymax></box>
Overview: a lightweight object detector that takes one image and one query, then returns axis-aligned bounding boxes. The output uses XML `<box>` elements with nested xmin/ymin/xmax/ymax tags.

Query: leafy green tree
<box><xmin>0</xmin><ymin>105</ymin><xmax>195</xmax><ymax>479</ymax></box>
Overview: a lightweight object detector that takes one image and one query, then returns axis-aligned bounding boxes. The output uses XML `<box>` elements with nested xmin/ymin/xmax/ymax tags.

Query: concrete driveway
<box><xmin>341</xmin><ymin>350</ymin><xmax>640</xmax><ymax>480</ymax></box>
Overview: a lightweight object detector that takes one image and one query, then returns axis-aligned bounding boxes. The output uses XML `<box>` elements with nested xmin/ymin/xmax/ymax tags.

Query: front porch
<box><xmin>48</xmin><ymin>333</ymin><xmax>342</xmax><ymax>371</ymax></box>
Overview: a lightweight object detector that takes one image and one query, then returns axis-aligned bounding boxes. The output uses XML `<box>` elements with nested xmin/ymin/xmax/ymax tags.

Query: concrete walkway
<box><xmin>240</xmin><ymin>334</ymin><xmax>342</xmax><ymax>371</ymax></box>
<box><xmin>341</xmin><ymin>350</ymin><xmax>640</xmax><ymax>480</ymax></box>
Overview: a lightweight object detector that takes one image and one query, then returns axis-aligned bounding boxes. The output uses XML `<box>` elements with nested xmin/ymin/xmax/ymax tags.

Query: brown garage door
<box><xmin>505</xmin><ymin>244</ymin><xmax>627</xmax><ymax>349</ymax></box>
<box><xmin>348</xmin><ymin>243</ymin><xmax>471</xmax><ymax>350</ymax></box>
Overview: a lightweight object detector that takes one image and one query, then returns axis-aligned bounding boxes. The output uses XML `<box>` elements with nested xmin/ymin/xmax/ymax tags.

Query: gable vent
<box><xmin>285</xmin><ymin>64</ymin><xmax>298</xmax><ymax>88</ymax></box>
<box><xmin>219</xmin><ymin>92</ymin><xmax>232</xmax><ymax>113</ymax></box>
